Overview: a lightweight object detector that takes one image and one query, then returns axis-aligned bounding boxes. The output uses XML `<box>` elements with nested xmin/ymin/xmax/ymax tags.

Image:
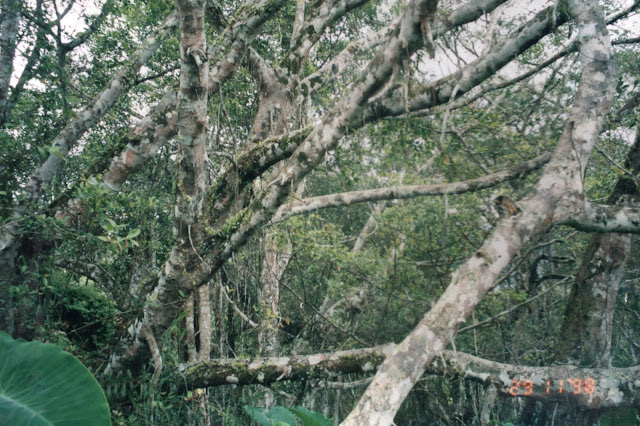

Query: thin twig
<box><xmin>459</xmin><ymin>277</ymin><xmax>571</xmax><ymax>333</ymax></box>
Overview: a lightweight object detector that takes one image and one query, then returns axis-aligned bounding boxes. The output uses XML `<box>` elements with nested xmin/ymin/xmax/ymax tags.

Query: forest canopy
<box><xmin>1</xmin><ymin>0</ymin><xmax>639</xmax><ymax>424</ymax></box>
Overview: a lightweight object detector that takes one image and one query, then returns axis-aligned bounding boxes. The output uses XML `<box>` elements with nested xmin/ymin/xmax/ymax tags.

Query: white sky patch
<box><xmin>416</xmin><ymin>0</ymin><xmax>639</xmax><ymax>84</ymax></box>
<box><xmin>13</xmin><ymin>0</ymin><xmax>107</xmax><ymax>88</ymax></box>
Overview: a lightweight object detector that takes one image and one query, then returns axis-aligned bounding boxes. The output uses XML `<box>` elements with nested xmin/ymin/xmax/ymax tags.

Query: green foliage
<box><xmin>0</xmin><ymin>332</ymin><xmax>111</xmax><ymax>425</ymax></box>
<box><xmin>44</xmin><ymin>279</ymin><xmax>121</xmax><ymax>352</ymax></box>
<box><xmin>243</xmin><ymin>404</ymin><xmax>333</xmax><ymax>426</ymax></box>
<box><xmin>287</xmin><ymin>406</ymin><xmax>334</xmax><ymax>426</ymax></box>
<box><xmin>2</xmin><ymin>0</ymin><xmax>640</xmax><ymax>424</ymax></box>
<box><xmin>97</xmin><ymin>217</ymin><xmax>142</xmax><ymax>251</ymax></box>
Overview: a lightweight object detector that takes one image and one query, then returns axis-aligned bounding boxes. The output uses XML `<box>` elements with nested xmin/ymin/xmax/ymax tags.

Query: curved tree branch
<box><xmin>270</xmin><ymin>153</ymin><xmax>551</xmax><ymax>224</ymax></box>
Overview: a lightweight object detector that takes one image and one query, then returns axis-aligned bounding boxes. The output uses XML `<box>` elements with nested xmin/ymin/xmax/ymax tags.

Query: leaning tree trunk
<box><xmin>524</xmin><ymin>124</ymin><xmax>640</xmax><ymax>426</ymax></box>
<box><xmin>342</xmin><ymin>0</ymin><xmax>617</xmax><ymax>422</ymax></box>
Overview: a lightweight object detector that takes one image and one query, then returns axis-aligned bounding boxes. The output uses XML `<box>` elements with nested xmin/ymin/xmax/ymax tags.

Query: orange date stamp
<box><xmin>508</xmin><ymin>378</ymin><xmax>596</xmax><ymax>396</ymax></box>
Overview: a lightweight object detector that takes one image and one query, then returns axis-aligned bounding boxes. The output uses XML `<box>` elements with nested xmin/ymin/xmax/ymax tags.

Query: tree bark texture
<box><xmin>184</xmin><ymin>344</ymin><xmax>640</xmax><ymax>410</ymax></box>
<box><xmin>343</xmin><ymin>0</ymin><xmax>617</xmax><ymax>422</ymax></box>
<box><xmin>0</xmin><ymin>0</ymin><xmax>19</xmax><ymax>124</ymax></box>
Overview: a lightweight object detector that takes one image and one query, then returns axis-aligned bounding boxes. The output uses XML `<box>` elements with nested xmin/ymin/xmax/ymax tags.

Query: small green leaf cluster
<box><xmin>97</xmin><ymin>217</ymin><xmax>142</xmax><ymax>251</ymax></box>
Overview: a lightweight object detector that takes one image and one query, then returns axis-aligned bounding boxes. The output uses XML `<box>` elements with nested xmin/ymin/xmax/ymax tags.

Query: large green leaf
<box><xmin>243</xmin><ymin>404</ymin><xmax>305</xmax><ymax>425</ymax></box>
<box><xmin>287</xmin><ymin>406</ymin><xmax>333</xmax><ymax>426</ymax></box>
<box><xmin>267</xmin><ymin>406</ymin><xmax>298</xmax><ymax>425</ymax></box>
<box><xmin>0</xmin><ymin>332</ymin><xmax>111</xmax><ymax>425</ymax></box>
<box><xmin>243</xmin><ymin>405</ymin><xmax>272</xmax><ymax>425</ymax></box>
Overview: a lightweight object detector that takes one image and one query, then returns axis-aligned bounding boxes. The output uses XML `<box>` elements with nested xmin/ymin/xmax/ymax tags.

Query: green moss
<box><xmin>232</xmin><ymin>362</ymin><xmax>250</xmax><ymax>374</ymax></box>
<box><xmin>209</xmin><ymin>207</ymin><xmax>250</xmax><ymax>240</ymax></box>
<box><xmin>186</xmin><ymin>363</ymin><xmax>204</xmax><ymax>377</ymax></box>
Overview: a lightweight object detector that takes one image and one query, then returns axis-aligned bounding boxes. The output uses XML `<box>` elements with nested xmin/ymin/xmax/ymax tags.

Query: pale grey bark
<box><xmin>104</xmin><ymin>0</ymin><xmax>576</xmax><ymax>384</ymax></box>
<box><xmin>108</xmin><ymin>0</ymin><xmax>500</xmax><ymax>378</ymax></box>
<box><xmin>62</xmin><ymin>0</ymin><xmax>114</xmax><ymax>52</ymax></box>
<box><xmin>150</xmin><ymin>0</ymin><xmax>210</xmax><ymax>372</ymax></box>
<box><xmin>0</xmin><ymin>0</ymin><xmax>19</xmax><ymax>123</ymax></box>
<box><xmin>61</xmin><ymin>0</ymin><xmax>296</xmax><ymax>220</ymax></box>
<box><xmin>291</xmin><ymin>0</ymin><xmax>305</xmax><ymax>44</ymax></box>
<box><xmin>480</xmin><ymin>384</ymin><xmax>497</xmax><ymax>426</ymax></box>
<box><xmin>196</xmin><ymin>284</ymin><xmax>212</xmax><ymax>422</ymax></box>
<box><xmin>183</xmin><ymin>295</ymin><xmax>198</xmax><ymax>363</ymax></box>
<box><xmin>563</xmin><ymin>202</ymin><xmax>640</xmax><ymax>233</ymax></box>
<box><xmin>197</xmin><ymin>285</ymin><xmax>212</xmax><ymax>361</ymax></box>
<box><xmin>215</xmin><ymin>0</ymin><xmax>499</xmax><ymax>271</ymax></box>
<box><xmin>186</xmin><ymin>344</ymin><xmax>393</xmax><ymax>388</ymax></box>
<box><xmin>102</xmin><ymin>90</ymin><xmax>179</xmax><ymax>191</ymax></box>
<box><xmin>258</xmin><ymin>230</ymin><xmax>291</xmax><ymax>356</ymax></box>
<box><xmin>364</xmin><ymin>2</ymin><xmax>570</xmax><ymax>123</ymax></box>
<box><xmin>301</xmin><ymin>0</ymin><xmax>509</xmax><ymax>94</ymax></box>
<box><xmin>2</xmin><ymin>0</ymin><xmax>46</xmax><ymax>128</ymax></box>
<box><xmin>342</xmin><ymin>0</ymin><xmax>617</xmax><ymax>422</ymax></box>
<box><xmin>247</xmin><ymin>49</ymin><xmax>294</xmax><ymax>144</ymax></box>
<box><xmin>104</xmin><ymin>1</ymin><xmax>208</xmax><ymax>376</ymax></box>
<box><xmin>25</xmin><ymin>10</ymin><xmax>179</xmax><ymax>203</ymax></box>
<box><xmin>538</xmin><ymin>125</ymin><xmax>640</xmax><ymax>425</ymax></box>
<box><xmin>24</xmin><ymin>0</ymin><xmax>638</xmax><ymax>422</ymax></box>
<box><xmin>105</xmin><ymin>0</ymin><xmax>289</xmax><ymax>375</ymax></box>
<box><xmin>184</xmin><ymin>345</ymin><xmax>640</xmax><ymax>410</ymax></box>
<box><xmin>287</xmin><ymin>0</ymin><xmax>372</xmax><ymax>73</ymax></box>
<box><xmin>221</xmin><ymin>284</ymin><xmax>259</xmax><ymax>328</ymax></box>
<box><xmin>257</xmin><ymin>227</ymin><xmax>290</xmax><ymax>410</ymax></box>
<box><xmin>352</xmin><ymin>202</ymin><xmax>387</xmax><ymax>254</ymax></box>
<box><xmin>247</xmin><ymin>44</ymin><xmax>300</xmax><ymax>363</ymax></box>
<box><xmin>557</xmin><ymin>233</ymin><xmax>630</xmax><ymax>367</ymax></box>
<box><xmin>103</xmin><ymin>0</ymin><xmax>303</xmax><ymax>194</ymax></box>
<box><xmin>301</xmin><ymin>19</ymin><xmax>399</xmax><ymax>92</ymax></box>
<box><xmin>0</xmin><ymin>9</ymin><xmax>178</xmax><ymax>287</ymax></box>
<box><xmin>271</xmin><ymin>153</ymin><xmax>550</xmax><ymax>224</ymax></box>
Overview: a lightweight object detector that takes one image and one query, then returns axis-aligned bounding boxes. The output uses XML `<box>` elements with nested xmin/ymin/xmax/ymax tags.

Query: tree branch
<box><xmin>563</xmin><ymin>202</ymin><xmax>640</xmax><ymax>233</ymax></box>
<box><xmin>183</xmin><ymin>345</ymin><xmax>640</xmax><ymax>410</ymax></box>
<box><xmin>344</xmin><ymin>0</ymin><xmax>617</xmax><ymax>421</ymax></box>
<box><xmin>363</xmin><ymin>2</ymin><xmax>571</xmax><ymax>124</ymax></box>
<box><xmin>270</xmin><ymin>153</ymin><xmax>551</xmax><ymax>225</ymax></box>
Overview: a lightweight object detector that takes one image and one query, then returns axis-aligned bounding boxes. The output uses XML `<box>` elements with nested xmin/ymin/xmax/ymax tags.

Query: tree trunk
<box><xmin>343</xmin><ymin>0</ymin><xmax>616</xmax><ymax>421</ymax></box>
<box><xmin>0</xmin><ymin>0</ymin><xmax>20</xmax><ymax>125</ymax></box>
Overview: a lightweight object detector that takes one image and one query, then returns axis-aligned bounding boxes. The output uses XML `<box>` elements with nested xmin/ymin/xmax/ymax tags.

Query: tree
<box><xmin>1</xmin><ymin>0</ymin><xmax>639</xmax><ymax>424</ymax></box>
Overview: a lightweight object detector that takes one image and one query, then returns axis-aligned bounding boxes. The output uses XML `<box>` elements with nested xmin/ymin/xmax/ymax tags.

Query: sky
<box><xmin>11</xmin><ymin>0</ymin><xmax>640</xmax><ymax>93</ymax></box>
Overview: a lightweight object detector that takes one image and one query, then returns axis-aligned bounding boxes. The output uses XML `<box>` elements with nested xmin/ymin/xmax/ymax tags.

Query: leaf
<box><xmin>65</xmin><ymin>95</ymin><xmax>80</xmax><ymax>105</ymax></box>
<box><xmin>48</xmin><ymin>145</ymin><xmax>65</xmax><ymax>161</ymax></box>
<box><xmin>126</xmin><ymin>228</ymin><xmax>141</xmax><ymax>239</ymax></box>
<box><xmin>0</xmin><ymin>332</ymin><xmax>111</xmax><ymax>425</ymax></box>
<box><xmin>287</xmin><ymin>406</ymin><xmax>333</xmax><ymax>426</ymax></box>
<box><xmin>97</xmin><ymin>236</ymin><xmax>110</xmax><ymax>242</ymax></box>
<box><xmin>268</xmin><ymin>406</ymin><xmax>297</xmax><ymax>425</ymax></box>
<box><xmin>243</xmin><ymin>405</ymin><xmax>272</xmax><ymax>426</ymax></box>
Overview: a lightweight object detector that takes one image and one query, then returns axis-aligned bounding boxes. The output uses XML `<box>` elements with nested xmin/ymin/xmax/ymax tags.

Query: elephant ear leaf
<box><xmin>287</xmin><ymin>406</ymin><xmax>333</xmax><ymax>426</ymax></box>
<box><xmin>0</xmin><ymin>331</ymin><xmax>111</xmax><ymax>425</ymax></box>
